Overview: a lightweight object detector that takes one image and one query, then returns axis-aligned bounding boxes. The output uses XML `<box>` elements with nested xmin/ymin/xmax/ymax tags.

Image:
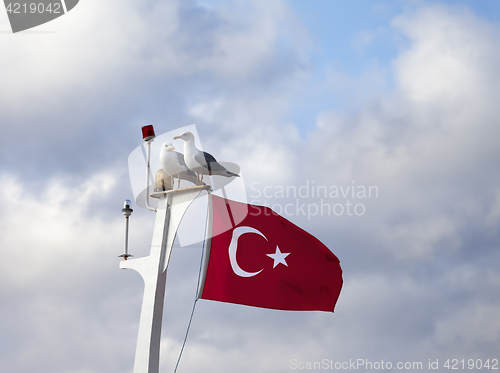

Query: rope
<box><xmin>173</xmin><ymin>194</ymin><xmax>210</xmax><ymax>373</ymax></box>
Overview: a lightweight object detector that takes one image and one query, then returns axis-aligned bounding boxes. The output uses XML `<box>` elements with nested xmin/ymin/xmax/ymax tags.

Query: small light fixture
<box><xmin>142</xmin><ymin>125</ymin><xmax>156</xmax><ymax>142</ymax></box>
<box><xmin>120</xmin><ymin>199</ymin><xmax>134</xmax><ymax>260</ymax></box>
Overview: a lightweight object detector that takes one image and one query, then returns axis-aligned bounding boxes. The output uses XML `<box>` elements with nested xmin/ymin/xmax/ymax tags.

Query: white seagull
<box><xmin>159</xmin><ymin>142</ymin><xmax>199</xmax><ymax>188</ymax></box>
<box><xmin>173</xmin><ymin>131</ymin><xmax>239</xmax><ymax>184</ymax></box>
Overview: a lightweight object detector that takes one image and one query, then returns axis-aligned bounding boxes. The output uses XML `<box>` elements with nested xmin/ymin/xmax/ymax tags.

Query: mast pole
<box><xmin>121</xmin><ymin>187</ymin><xmax>210</xmax><ymax>373</ymax></box>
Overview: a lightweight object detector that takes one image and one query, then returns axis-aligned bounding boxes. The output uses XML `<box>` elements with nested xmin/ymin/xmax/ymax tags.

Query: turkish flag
<box><xmin>200</xmin><ymin>195</ymin><xmax>343</xmax><ymax>312</ymax></box>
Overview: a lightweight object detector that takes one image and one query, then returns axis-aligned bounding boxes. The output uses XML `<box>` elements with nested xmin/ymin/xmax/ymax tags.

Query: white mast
<box><xmin>121</xmin><ymin>187</ymin><xmax>209</xmax><ymax>373</ymax></box>
<box><xmin>121</xmin><ymin>125</ymin><xmax>211</xmax><ymax>373</ymax></box>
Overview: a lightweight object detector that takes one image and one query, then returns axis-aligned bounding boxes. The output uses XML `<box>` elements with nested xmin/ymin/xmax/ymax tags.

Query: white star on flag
<box><xmin>266</xmin><ymin>246</ymin><xmax>290</xmax><ymax>268</ymax></box>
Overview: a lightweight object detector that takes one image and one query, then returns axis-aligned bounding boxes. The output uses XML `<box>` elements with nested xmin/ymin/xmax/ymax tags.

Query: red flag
<box><xmin>200</xmin><ymin>195</ymin><xmax>343</xmax><ymax>312</ymax></box>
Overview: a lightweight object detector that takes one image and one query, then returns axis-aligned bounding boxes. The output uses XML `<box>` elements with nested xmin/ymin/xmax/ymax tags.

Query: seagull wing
<box><xmin>194</xmin><ymin>152</ymin><xmax>216</xmax><ymax>173</ymax></box>
<box><xmin>195</xmin><ymin>151</ymin><xmax>235</xmax><ymax>175</ymax></box>
<box><xmin>177</xmin><ymin>170</ymin><xmax>201</xmax><ymax>184</ymax></box>
<box><xmin>175</xmin><ymin>151</ymin><xmax>187</xmax><ymax>166</ymax></box>
<box><xmin>202</xmin><ymin>151</ymin><xmax>217</xmax><ymax>163</ymax></box>
<box><xmin>176</xmin><ymin>151</ymin><xmax>197</xmax><ymax>178</ymax></box>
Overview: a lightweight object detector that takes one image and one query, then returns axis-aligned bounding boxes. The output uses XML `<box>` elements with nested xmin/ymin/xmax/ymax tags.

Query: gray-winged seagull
<box><xmin>159</xmin><ymin>142</ymin><xmax>200</xmax><ymax>188</ymax></box>
<box><xmin>173</xmin><ymin>131</ymin><xmax>239</xmax><ymax>185</ymax></box>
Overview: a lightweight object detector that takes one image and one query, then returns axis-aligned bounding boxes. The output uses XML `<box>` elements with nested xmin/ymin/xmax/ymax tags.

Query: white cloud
<box><xmin>0</xmin><ymin>0</ymin><xmax>307</xmax><ymax>181</ymax></box>
<box><xmin>393</xmin><ymin>6</ymin><xmax>500</xmax><ymax>106</ymax></box>
<box><xmin>380</xmin><ymin>216</ymin><xmax>459</xmax><ymax>260</ymax></box>
<box><xmin>486</xmin><ymin>189</ymin><xmax>500</xmax><ymax>227</ymax></box>
<box><xmin>436</xmin><ymin>302</ymin><xmax>500</xmax><ymax>349</ymax></box>
<box><xmin>0</xmin><ymin>172</ymin><xmax>155</xmax><ymax>372</ymax></box>
<box><xmin>292</xmin><ymin>4</ymin><xmax>500</xmax><ymax>264</ymax></box>
<box><xmin>0</xmin><ymin>0</ymin><xmax>303</xmax><ymax>109</ymax></box>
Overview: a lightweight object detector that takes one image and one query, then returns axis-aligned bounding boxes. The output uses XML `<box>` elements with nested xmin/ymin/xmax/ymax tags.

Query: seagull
<box><xmin>173</xmin><ymin>131</ymin><xmax>240</xmax><ymax>185</ymax></box>
<box><xmin>159</xmin><ymin>142</ymin><xmax>199</xmax><ymax>188</ymax></box>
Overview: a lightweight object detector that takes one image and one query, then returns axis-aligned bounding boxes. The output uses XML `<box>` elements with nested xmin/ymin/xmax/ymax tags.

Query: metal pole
<box><xmin>124</xmin><ymin>217</ymin><xmax>130</xmax><ymax>255</ymax></box>
<box><xmin>145</xmin><ymin>140</ymin><xmax>156</xmax><ymax>212</ymax></box>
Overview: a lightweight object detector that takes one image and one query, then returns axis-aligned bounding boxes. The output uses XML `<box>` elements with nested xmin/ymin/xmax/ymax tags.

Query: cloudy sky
<box><xmin>1</xmin><ymin>0</ymin><xmax>500</xmax><ymax>372</ymax></box>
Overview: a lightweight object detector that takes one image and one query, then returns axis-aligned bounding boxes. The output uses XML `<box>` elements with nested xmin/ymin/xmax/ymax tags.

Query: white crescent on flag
<box><xmin>228</xmin><ymin>226</ymin><xmax>265</xmax><ymax>277</ymax></box>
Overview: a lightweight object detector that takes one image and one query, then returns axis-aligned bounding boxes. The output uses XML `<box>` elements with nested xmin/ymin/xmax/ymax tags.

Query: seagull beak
<box><xmin>173</xmin><ymin>135</ymin><xmax>181</xmax><ymax>140</ymax></box>
<box><xmin>171</xmin><ymin>146</ymin><xmax>175</xmax><ymax>150</ymax></box>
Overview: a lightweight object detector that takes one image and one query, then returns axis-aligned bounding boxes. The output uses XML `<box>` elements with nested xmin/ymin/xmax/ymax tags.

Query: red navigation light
<box><xmin>142</xmin><ymin>125</ymin><xmax>156</xmax><ymax>141</ymax></box>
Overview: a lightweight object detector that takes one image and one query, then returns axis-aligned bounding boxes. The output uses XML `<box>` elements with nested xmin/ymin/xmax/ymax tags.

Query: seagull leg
<box><xmin>177</xmin><ymin>178</ymin><xmax>181</xmax><ymax>189</ymax></box>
